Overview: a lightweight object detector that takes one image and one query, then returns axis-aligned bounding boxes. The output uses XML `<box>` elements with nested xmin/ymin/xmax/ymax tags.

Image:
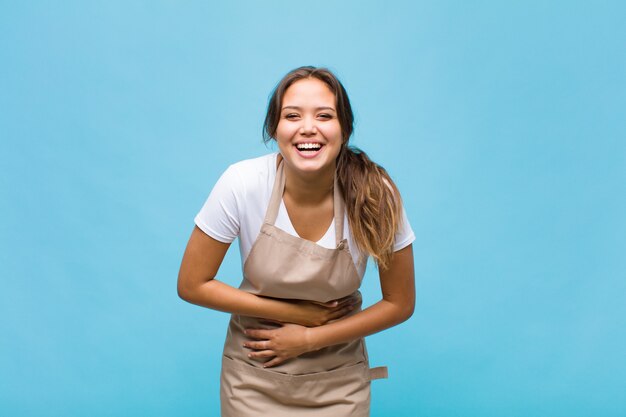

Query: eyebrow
<box><xmin>281</xmin><ymin>106</ymin><xmax>336</xmax><ymax>112</ymax></box>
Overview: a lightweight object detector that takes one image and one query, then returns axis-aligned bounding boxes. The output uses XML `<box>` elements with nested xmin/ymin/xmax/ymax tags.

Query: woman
<box><xmin>178</xmin><ymin>66</ymin><xmax>415</xmax><ymax>416</ymax></box>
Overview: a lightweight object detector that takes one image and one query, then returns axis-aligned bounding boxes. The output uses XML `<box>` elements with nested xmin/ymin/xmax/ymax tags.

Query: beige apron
<box><xmin>220</xmin><ymin>159</ymin><xmax>387</xmax><ymax>417</ymax></box>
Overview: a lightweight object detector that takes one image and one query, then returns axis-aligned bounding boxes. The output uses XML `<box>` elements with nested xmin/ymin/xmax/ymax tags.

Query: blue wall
<box><xmin>1</xmin><ymin>1</ymin><xmax>624</xmax><ymax>416</ymax></box>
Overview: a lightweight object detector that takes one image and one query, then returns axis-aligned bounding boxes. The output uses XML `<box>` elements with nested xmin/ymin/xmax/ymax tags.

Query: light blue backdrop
<box><xmin>1</xmin><ymin>1</ymin><xmax>624</xmax><ymax>416</ymax></box>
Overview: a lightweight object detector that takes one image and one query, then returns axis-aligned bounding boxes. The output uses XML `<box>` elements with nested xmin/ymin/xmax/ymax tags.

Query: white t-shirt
<box><xmin>194</xmin><ymin>153</ymin><xmax>415</xmax><ymax>278</ymax></box>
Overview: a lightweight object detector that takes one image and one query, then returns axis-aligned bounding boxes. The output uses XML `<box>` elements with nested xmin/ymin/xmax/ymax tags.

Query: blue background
<box><xmin>1</xmin><ymin>1</ymin><xmax>625</xmax><ymax>416</ymax></box>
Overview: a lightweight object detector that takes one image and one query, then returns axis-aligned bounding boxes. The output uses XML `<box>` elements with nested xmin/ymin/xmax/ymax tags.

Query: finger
<box><xmin>320</xmin><ymin>296</ymin><xmax>355</xmax><ymax>308</ymax></box>
<box><xmin>328</xmin><ymin>305</ymin><xmax>355</xmax><ymax>320</ymax></box>
<box><xmin>328</xmin><ymin>298</ymin><xmax>358</xmax><ymax>313</ymax></box>
<box><xmin>259</xmin><ymin>318</ymin><xmax>284</xmax><ymax>326</ymax></box>
<box><xmin>312</xmin><ymin>300</ymin><xmax>339</xmax><ymax>307</ymax></box>
<box><xmin>350</xmin><ymin>296</ymin><xmax>363</xmax><ymax>308</ymax></box>
<box><xmin>263</xmin><ymin>356</ymin><xmax>286</xmax><ymax>368</ymax></box>
<box><xmin>325</xmin><ymin>292</ymin><xmax>362</xmax><ymax>305</ymax></box>
<box><xmin>340</xmin><ymin>293</ymin><xmax>362</xmax><ymax>304</ymax></box>
<box><xmin>336</xmin><ymin>297</ymin><xmax>357</xmax><ymax>308</ymax></box>
<box><xmin>247</xmin><ymin>350</ymin><xmax>276</xmax><ymax>360</ymax></box>
<box><xmin>243</xmin><ymin>340</ymin><xmax>271</xmax><ymax>350</ymax></box>
<box><xmin>245</xmin><ymin>329</ymin><xmax>272</xmax><ymax>340</ymax></box>
<box><xmin>328</xmin><ymin>292</ymin><xmax>361</xmax><ymax>305</ymax></box>
<box><xmin>334</xmin><ymin>295</ymin><xmax>354</xmax><ymax>304</ymax></box>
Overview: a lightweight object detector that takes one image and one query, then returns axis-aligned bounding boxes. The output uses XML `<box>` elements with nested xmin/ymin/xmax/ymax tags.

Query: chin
<box><xmin>283</xmin><ymin>155</ymin><xmax>336</xmax><ymax>175</ymax></box>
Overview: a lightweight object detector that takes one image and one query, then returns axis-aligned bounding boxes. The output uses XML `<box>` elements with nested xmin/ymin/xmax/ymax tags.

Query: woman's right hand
<box><xmin>284</xmin><ymin>293</ymin><xmax>362</xmax><ymax>327</ymax></box>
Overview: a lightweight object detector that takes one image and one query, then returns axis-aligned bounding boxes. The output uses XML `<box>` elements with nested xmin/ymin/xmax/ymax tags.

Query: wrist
<box><xmin>278</xmin><ymin>299</ymin><xmax>303</xmax><ymax>324</ymax></box>
<box><xmin>261</xmin><ymin>296</ymin><xmax>296</xmax><ymax>323</ymax></box>
<box><xmin>274</xmin><ymin>299</ymin><xmax>310</xmax><ymax>326</ymax></box>
<box><xmin>305</xmin><ymin>326</ymin><xmax>324</xmax><ymax>351</ymax></box>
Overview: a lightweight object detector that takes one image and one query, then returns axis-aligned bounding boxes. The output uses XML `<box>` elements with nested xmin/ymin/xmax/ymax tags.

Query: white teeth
<box><xmin>296</xmin><ymin>143</ymin><xmax>322</xmax><ymax>150</ymax></box>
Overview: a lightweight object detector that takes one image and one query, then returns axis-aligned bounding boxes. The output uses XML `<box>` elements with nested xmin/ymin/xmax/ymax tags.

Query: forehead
<box><xmin>282</xmin><ymin>78</ymin><xmax>336</xmax><ymax>106</ymax></box>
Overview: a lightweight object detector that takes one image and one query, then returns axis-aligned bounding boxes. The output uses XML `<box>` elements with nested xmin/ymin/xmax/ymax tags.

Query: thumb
<box><xmin>313</xmin><ymin>300</ymin><xmax>339</xmax><ymax>308</ymax></box>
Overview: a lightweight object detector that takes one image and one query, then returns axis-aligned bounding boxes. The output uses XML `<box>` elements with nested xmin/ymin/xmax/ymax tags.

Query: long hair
<box><xmin>263</xmin><ymin>66</ymin><xmax>403</xmax><ymax>269</ymax></box>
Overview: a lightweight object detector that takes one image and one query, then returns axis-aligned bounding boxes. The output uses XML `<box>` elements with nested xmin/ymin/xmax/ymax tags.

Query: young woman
<box><xmin>178</xmin><ymin>66</ymin><xmax>415</xmax><ymax>416</ymax></box>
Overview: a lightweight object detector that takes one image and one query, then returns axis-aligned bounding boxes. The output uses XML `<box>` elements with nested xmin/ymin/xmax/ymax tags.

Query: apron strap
<box><xmin>264</xmin><ymin>158</ymin><xmax>286</xmax><ymax>225</ymax></box>
<box><xmin>368</xmin><ymin>366</ymin><xmax>388</xmax><ymax>381</ymax></box>
<box><xmin>333</xmin><ymin>175</ymin><xmax>345</xmax><ymax>245</ymax></box>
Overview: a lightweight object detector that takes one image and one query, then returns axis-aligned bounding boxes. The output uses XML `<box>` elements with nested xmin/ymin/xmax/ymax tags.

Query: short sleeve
<box><xmin>393</xmin><ymin>204</ymin><xmax>416</xmax><ymax>252</ymax></box>
<box><xmin>194</xmin><ymin>165</ymin><xmax>243</xmax><ymax>243</ymax></box>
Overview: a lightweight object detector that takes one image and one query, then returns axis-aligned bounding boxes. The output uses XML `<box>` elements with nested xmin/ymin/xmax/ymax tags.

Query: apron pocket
<box><xmin>221</xmin><ymin>355</ymin><xmax>372</xmax><ymax>412</ymax></box>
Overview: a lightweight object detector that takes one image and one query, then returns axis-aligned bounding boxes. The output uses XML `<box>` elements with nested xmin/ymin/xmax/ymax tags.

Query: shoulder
<box><xmin>212</xmin><ymin>152</ymin><xmax>277</xmax><ymax>207</ymax></box>
<box><xmin>224</xmin><ymin>153</ymin><xmax>278</xmax><ymax>194</ymax></box>
<box><xmin>228</xmin><ymin>152</ymin><xmax>278</xmax><ymax>177</ymax></box>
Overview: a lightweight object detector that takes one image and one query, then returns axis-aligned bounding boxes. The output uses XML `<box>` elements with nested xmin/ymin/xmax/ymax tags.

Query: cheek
<box><xmin>275</xmin><ymin>122</ymin><xmax>296</xmax><ymax>141</ymax></box>
<box><xmin>318</xmin><ymin>123</ymin><xmax>343</xmax><ymax>141</ymax></box>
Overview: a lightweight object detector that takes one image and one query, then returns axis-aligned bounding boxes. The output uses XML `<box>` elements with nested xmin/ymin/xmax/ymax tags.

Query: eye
<box><xmin>318</xmin><ymin>113</ymin><xmax>333</xmax><ymax>120</ymax></box>
<box><xmin>285</xmin><ymin>113</ymin><xmax>300</xmax><ymax>120</ymax></box>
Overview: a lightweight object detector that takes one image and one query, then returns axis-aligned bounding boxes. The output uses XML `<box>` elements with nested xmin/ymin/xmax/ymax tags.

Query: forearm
<box><xmin>307</xmin><ymin>244</ymin><xmax>416</xmax><ymax>350</ymax></box>
<box><xmin>179</xmin><ymin>278</ymin><xmax>301</xmax><ymax>323</ymax></box>
<box><xmin>178</xmin><ymin>227</ymin><xmax>297</xmax><ymax>322</ymax></box>
<box><xmin>308</xmin><ymin>298</ymin><xmax>413</xmax><ymax>351</ymax></box>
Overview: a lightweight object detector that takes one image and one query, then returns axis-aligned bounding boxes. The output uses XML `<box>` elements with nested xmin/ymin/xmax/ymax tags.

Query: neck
<box><xmin>283</xmin><ymin>163</ymin><xmax>335</xmax><ymax>205</ymax></box>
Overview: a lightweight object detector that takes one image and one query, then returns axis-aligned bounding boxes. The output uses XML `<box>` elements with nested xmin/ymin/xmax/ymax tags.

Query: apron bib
<box><xmin>220</xmin><ymin>159</ymin><xmax>387</xmax><ymax>417</ymax></box>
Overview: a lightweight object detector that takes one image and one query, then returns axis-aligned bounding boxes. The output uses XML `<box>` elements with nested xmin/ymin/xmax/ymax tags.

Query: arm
<box><xmin>309</xmin><ymin>243</ymin><xmax>415</xmax><ymax>347</ymax></box>
<box><xmin>177</xmin><ymin>226</ymin><xmax>358</xmax><ymax>326</ymax></box>
<box><xmin>244</xmin><ymin>244</ymin><xmax>415</xmax><ymax>367</ymax></box>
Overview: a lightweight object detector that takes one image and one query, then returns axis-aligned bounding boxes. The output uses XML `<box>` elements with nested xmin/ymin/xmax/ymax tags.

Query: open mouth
<box><xmin>294</xmin><ymin>142</ymin><xmax>324</xmax><ymax>156</ymax></box>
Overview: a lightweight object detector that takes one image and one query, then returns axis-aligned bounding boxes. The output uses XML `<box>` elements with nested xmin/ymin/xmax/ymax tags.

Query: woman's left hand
<box><xmin>244</xmin><ymin>323</ymin><xmax>314</xmax><ymax>368</ymax></box>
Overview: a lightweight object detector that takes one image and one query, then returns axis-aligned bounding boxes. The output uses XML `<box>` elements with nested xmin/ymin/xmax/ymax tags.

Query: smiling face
<box><xmin>275</xmin><ymin>77</ymin><xmax>344</xmax><ymax>178</ymax></box>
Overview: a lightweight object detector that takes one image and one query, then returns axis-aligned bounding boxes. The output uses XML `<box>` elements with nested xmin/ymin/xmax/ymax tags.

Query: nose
<box><xmin>299</xmin><ymin>116</ymin><xmax>317</xmax><ymax>136</ymax></box>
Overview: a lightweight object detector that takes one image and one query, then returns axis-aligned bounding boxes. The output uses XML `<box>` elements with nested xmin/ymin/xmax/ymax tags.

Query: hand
<box><xmin>285</xmin><ymin>293</ymin><xmax>362</xmax><ymax>327</ymax></box>
<box><xmin>244</xmin><ymin>323</ymin><xmax>313</xmax><ymax>368</ymax></box>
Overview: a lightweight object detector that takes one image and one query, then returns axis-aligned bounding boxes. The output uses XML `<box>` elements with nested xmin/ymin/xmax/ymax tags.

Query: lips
<box><xmin>295</xmin><ymin>142</ymin><xmax>322</xmax><ymax>150</ymax></box>
<box><xmin>294</xmin><ymin>142</ymin><xmax>324</xmax><ymax>158</ymax></box>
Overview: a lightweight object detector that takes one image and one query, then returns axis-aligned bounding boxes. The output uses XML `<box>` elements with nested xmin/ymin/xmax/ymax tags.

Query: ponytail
<box><xmin>336</xmin><ymin>146</ymin><xmax>403</xmax><ymax>270</ymax></box>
